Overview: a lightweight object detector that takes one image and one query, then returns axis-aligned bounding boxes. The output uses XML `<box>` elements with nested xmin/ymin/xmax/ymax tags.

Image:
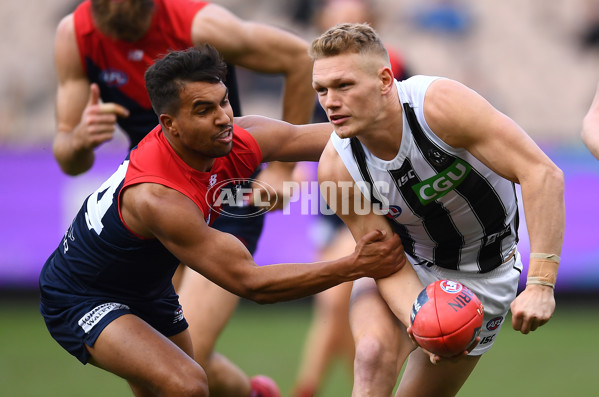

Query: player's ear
<box><xmin>379</xmin><ymin>66</ymin><xmax>395</xmax><ymax>94</ymax></box>
<box><xmin>159</xmin><ymin>114</ymin><xmax>177</xmax><ymax>136</ymax></box>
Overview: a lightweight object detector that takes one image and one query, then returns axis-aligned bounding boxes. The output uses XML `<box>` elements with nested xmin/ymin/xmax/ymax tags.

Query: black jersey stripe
<box><xmin>350</xmin><ymin>137</ymin><xmax>382</xmax><ymax>206</ymax></box>
<box><xmin>403</xmin><ymin>103</ymin><xmax>515</xmax><ymax>272</ymax></box>
<box><xmin>386</xmin><ymin>217</ymin><xmax>416</xmax><ymax>261</ymax></box>
<box><xmin>388</xmin><ymin>160</ymin><xmax>462</xmax><ymax>269</ymax></box>
<box><xmin>349</xmin><ymin>138</ymin><xmax>419</xmax><ymax>257</ymax></box>
<box><xmin>349</xmin><ymin>136</ymin><xmax>463</xmax><ymax>269</ymax></box>
<box><xmin>512</xmin><ymin>183</ymin><xmax>520</xmax><ymax>244</ymax></box>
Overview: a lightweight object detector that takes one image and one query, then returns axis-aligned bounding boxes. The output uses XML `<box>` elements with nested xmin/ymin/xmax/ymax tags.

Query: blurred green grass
<box><xmin>1</xmin><ymin>296</ymin><xmax>597</xmax><ymax>396</ymax></box>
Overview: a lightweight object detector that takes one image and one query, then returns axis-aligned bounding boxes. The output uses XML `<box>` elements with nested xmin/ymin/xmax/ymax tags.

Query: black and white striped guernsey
<box><xmin>331</xmin><ymin>75</ymin><xmax>519</xmax><ymax>273</ymax></box>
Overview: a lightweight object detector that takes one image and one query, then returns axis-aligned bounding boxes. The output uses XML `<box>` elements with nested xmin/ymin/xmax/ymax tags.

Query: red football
<box><xmin>410</xmin><ymin>280</ymin><xmax>484</xmax><ymax>357</ymax></box>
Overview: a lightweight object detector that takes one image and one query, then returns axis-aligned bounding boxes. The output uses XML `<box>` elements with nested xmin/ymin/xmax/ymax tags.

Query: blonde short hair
<box><xmin>309</xmin><ymin>23</ymin><xmax>389</xmax><ymax>61</ymax></box>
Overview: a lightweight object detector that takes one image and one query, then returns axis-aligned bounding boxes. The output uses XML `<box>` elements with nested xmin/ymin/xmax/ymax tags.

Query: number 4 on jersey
<box><xmin>85</xmin><ymin>161</ymin><xmax>129</xmax><ymax>234</ymax></box>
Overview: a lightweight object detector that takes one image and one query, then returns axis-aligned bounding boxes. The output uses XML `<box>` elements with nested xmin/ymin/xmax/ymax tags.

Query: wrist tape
<box><xmin>526</xmin><ymin>253</ymin><xmax>560</xmax><ymax>288</ymax></box>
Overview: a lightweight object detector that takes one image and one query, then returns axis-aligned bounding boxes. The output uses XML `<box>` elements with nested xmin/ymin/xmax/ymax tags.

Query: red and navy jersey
<box><xmin>123</xmin><ymin>124</ymin><xmax>262</xmax><ymax>225</ymax></box>
<box><xmin>73</xmin><ymin>0</ymin><xmax>209</xmax><ymax>146</ymax></box>
<box><xmin>39</xmin><ymin>126</ymin><xmax>261</xmax><ymax>302</ymax></box>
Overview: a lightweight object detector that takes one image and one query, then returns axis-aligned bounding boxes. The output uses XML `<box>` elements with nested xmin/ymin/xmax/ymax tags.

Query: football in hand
<box><xmin>410</xmin><ymin>280</ymin><xmax>484</xmax><ymax>357</ymax></box>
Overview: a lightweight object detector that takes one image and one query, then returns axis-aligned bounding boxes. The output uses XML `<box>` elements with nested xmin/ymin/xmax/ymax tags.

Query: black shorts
<box><xmin>40</xmin><ymin>290</ymin><xmax>188</xmax><ymax>364</ymax></box>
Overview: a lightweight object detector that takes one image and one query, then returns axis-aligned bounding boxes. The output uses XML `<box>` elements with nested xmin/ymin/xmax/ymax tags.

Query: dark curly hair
<box><xmin>145</xmin><ymin>44</ymin><xmax>228</xmax><ymax>117</ymax></box>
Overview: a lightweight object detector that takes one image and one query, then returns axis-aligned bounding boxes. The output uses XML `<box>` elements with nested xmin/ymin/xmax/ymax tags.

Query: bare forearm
<box><xmin>270</xmin><ymin>51</ymin><xmax>314</xmax><ymax>171</ymax></box>
<box><xmin>521</xmin><ymin>169</ymin><xmax>564</xmax><ymax>256</ymax></box>
<box><xmin>241</xmin><ymin>259</ymin><xmax>358</xmax><ymax>304</ymax></box>
<box><xmin>227</xmin><ymin>231</ymin><xmax>403</xmax><ymax>304</ymax></box>
<box><xmin>510</xmin><ymin>171</ymin><xmax>562</xmax><ymax>330</ymax></box>
<box><xmin>53</xmin><ymin>132</ymin><xmax>94</xmax><ymax>175</ymax></box>
<box><xmin>183</xmin><ymin>232</ymin><xmax>358</xmax><ymax>304</ymax></box>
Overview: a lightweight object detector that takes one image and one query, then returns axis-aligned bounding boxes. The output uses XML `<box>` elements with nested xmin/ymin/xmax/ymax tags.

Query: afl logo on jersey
<box><xmin>128</xmin><ymin>49</ymin><xmax>144</xmax><ymax>61</ymax></box>
<box><xmin>100</xmin><ymin>68</ymin><xmax>128</xmax><ymax>87</ymax></box>
<box><xmin>385</xmin><ymin>205</ymin><xmax>402</xmax><ymax>219</ymax></box>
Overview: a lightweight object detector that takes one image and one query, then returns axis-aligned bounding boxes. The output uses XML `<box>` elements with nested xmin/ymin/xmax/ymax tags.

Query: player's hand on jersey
<box><xmin>406</xmin><ymin>326</ymin><xmax>480</xmax><ymax>365</ymax></box>
<box><xmin>510</xmin><ymin>284</ymin><xmax>555</xmax><ymax>334</ymax></box>
<box><xmin>73</xmin><ymin>83</ymin><xmax>129</xmax><ymax>151</ymax></box>
<box><xmin>351</xmin><ymin>230</ymin><xmax>406</xmax><ymax>280</ymax></box>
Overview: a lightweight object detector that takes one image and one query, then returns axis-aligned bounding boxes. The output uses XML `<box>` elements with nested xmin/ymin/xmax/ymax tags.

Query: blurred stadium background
<box><xmin>1</xmin><ymin>0</ymin><xmax>598</xmax><ymax>395</ymax></box>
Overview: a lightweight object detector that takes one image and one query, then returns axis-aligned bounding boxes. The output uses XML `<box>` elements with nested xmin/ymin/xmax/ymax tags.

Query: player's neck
<box><xmin>359</xmin><ymin>97</ymin><xmax>403</xmax><ymax>161</ymax></box>
<box><xmin>164</xmin><ymin>135</ymin><xmax>216</xmax><ymax>173</ymax></box>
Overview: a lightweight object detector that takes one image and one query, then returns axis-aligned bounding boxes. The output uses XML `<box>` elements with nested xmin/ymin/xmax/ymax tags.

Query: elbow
<box><xmin>552</xmin><ymin>164</ymin><xmax>564</xmax><ymax>186</ymax></box>
<box><xmin>284</xmin><ymin>50</ymin><xmax>312</xmax><ymax>79</ymax></box>
<box><xmin>545</xmin><ymin>163</ymin><xmax>564</xmax><ymax>195</ymax></box>
<box><xmin>59</xmin><ymin>162</ymin><xmax>83</xmax><ymax>176</ymax></box>
<box><xmin>241</xmin><ymin>290</ymin><xmax>278</xmax><ymax>305</ymax></box>
<box><xmin>248</xmin><ymin>294</ymin><xmax>278</xmax><ymax>305</ymax></box>
<box><xmin>52</xmin><ymin>140</ymin><xmax>88</xmax><ymax>176</ymax></box>
<box><xmin>54</xmin><ymin>153</ymin><xmax>81</xmax><ymax>176</ymax></box>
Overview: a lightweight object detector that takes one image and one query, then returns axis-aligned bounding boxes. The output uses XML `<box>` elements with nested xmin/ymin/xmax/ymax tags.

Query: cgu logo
<box><xmin>411</xmin><ymin>159</ymin><xmax>471</xmax><ymax>205</ymax></box>
<box><xmin>100</xmin><ymin>69</ymin><xmax>128</xmax><ymax>87</ymax></box>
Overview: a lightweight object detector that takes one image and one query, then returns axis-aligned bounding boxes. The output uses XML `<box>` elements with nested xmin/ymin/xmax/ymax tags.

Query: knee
<box><xmin>192</xmin><ymin>343</ymin><xmax>212</xmax><ymax>367</ymax></box>
<box><xmin>165</xmin><ymin>365</ymin><xmax>209</xmax><ymax>397</ymax></box>
<box><xmin>354</xmin><ymin>335</ymin><xmax>396</xmax><ymax>371</ymax></box>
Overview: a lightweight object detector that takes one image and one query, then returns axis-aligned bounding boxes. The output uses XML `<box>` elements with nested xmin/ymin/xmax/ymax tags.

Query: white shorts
<box><xmin>411</xmin><ymin>251</ymin><xmax>523</xmax><ymax>355</ymax></box>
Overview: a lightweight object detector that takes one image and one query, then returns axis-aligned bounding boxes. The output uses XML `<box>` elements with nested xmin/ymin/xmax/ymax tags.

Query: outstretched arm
<box><xmin>236</xmin><ymin>115</ymin><xmax>332</xmax><ymax>163</ymax></box>
<box><xmin>424</xmin><ymin>78</ymin><xmax>565</xmax><ymax>334</ymax></box>
<box><xmin>581</xmin><ymin>80</ymin><xmax>599</xmax><ymax>160</ymax></box>
<box><xmin>119</xmin><ymin>182</ymin><xmax>404</xmax><ymax>304</ymax></box>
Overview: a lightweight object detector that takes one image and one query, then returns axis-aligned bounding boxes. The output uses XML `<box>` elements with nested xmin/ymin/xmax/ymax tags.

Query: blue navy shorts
<box><xmin>40</xmin><ymin>289</ymin><xmax>188</xmax><ymax>364</ymax></box>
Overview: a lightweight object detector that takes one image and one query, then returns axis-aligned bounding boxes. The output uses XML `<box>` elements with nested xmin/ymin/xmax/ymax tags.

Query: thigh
<box><xmin>177</xmin><ymin>267</ymin><xmax>240</xmax><ymax>364</ymax></box>
<box><xmin>315</xmin><ymin>281</ymin><xmax>353</xmax><ymax>313</ymax></box>
<box><xmin>87</xmin><ymin>314</ymin><xmax>202</xmax><ymax>391</ymax></box>
<box><xmin>350</xmin><ymin>278</ymin><xmax>397</xmax><ymax>338</ymax></box>
<box><xmin>350</xmin><ymin>279</ymin><xmax>413</xmax><ymax>361</ymax></box>
<box><xmin>396</xmin><ymin>348</ymin><xmax>480</xmax><ymax>397</ymax></box>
